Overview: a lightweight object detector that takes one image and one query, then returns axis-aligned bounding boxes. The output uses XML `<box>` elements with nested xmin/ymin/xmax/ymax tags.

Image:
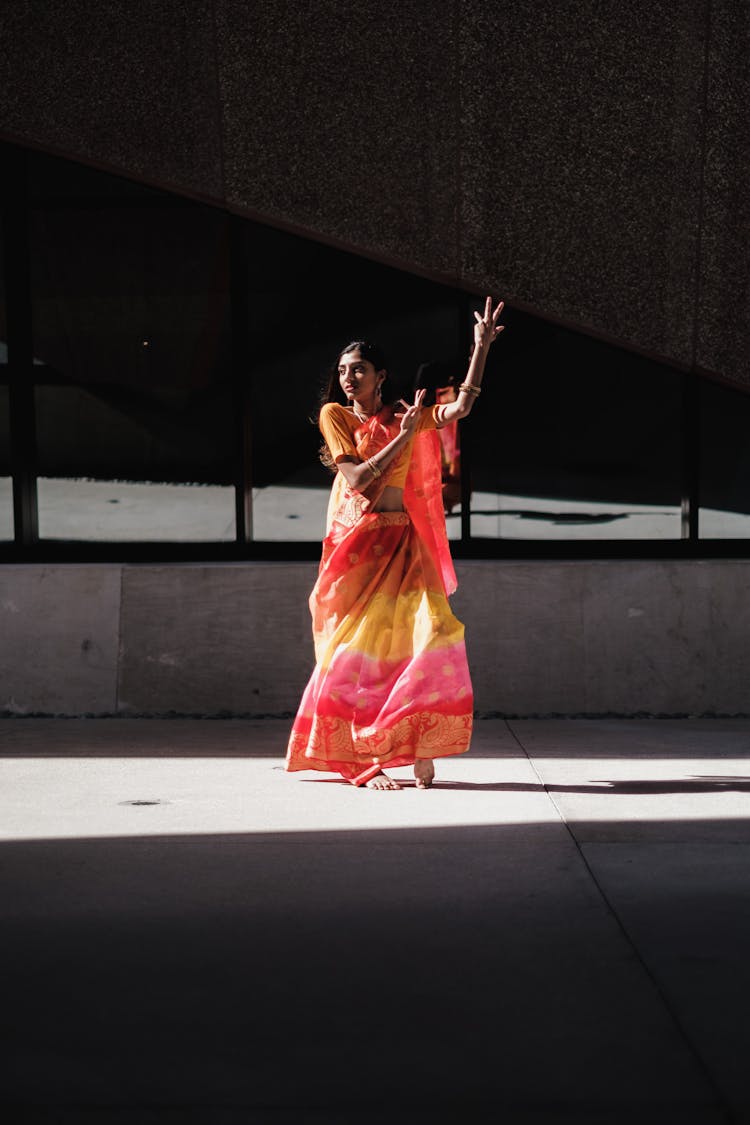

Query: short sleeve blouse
<box><xmin>318</xmin><ymin>403</ymin><xmax>359</xmax><ymax>463</ymax></box>
<box><xmin>319</xmin><ymin>402</ymin><xmax>441</xmax><ymax>464</ymax></box>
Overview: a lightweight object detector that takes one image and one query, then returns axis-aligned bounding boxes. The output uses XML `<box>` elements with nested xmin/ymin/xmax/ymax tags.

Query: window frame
<box><xmin>1</xmin><ymin>140</ymin><xmax>748</xmax><ymax>564</ymax></box>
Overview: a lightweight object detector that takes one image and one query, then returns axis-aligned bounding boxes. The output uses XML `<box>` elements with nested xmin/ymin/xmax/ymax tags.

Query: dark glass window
<box><xmin>28</xmin><ymin>153</ymin><xmax>235</xmax><ymax>542</ymax></box>
<box><xmin>468</xmin><ymin>314</ymin><xmax>683</xmax><ymax>539</ymax></box>
<box><xmin>700</xmin><ymin>379</ymin><xmax>750</xmax><ymax>538</ymax></box>
<box><xmin>0</xmin><ymin>214</ymin><xmax>10</xmax><ymax>541</ymax></box>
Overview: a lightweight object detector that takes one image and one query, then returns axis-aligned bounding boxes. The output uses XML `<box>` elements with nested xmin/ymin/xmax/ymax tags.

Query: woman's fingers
<box><xmin>475</xmin><ymin>297</ymin><xmax>504</xmax><ymax>326</ymax></box>
<box><xmin>399</xmin><ymin>390</ymin><xmax>426</xmax><ymax>412</ymax></box>
<box><xmin>397</xmin><ymin>389</ymin><xmax>427</xmax><ymax>434</ymax></box>
<box><xmin>471</xmin><ymin>295</ymin><xmax>506</xmax><ymax>349</ymax></box>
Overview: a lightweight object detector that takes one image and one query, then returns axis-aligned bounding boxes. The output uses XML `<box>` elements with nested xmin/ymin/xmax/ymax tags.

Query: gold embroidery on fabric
<box><xmin>336</xmin><ymin>490</ymin><xmax>367</xmax><ymax>528</ymax></box>
<box><xmin>287</xmin><ymin>712</ymin><xmax>473</xmax><ymax>767</ymax></box>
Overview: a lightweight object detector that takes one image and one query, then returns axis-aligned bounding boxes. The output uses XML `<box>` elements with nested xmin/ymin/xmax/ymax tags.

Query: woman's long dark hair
<box><xmin>318</xmin><ymin>341</ymin><xmax>395</xmax><ymax>410</ymax></box>
<box><xmin>316</xmin><ymin>340</ymin><xmax>396</xmax><ymax>468</ymax></box>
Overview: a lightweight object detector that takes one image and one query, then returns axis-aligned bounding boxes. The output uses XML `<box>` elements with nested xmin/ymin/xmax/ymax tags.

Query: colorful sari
<box><xmin>286</xmin><ymin>407</ymin><xmax>473</xmax><ymax>784</ymax></box>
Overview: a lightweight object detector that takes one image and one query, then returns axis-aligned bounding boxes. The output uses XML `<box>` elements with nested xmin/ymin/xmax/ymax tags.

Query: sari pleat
<box><xmin>286</xmin><ymin>411</ymin><xmax>473</xmax><ymax>778</ymax></box>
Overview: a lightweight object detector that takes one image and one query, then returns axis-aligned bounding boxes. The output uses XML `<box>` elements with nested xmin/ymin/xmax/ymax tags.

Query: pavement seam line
<box><xmin>503</xmin><ymin>718</ymin><xmax>736</xmax><ymax>1125</ymax></box>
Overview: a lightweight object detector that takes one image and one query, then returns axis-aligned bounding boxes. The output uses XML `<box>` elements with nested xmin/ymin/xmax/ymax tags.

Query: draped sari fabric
<box><xmin>286</xmin><ymin>407</ymin><xmax>473</xmax><ymax>780</ymax></box>
<box><xmin>436</xmin><ymin>384</ymin><xmax>461</xmax><ymax>514</ymax></box>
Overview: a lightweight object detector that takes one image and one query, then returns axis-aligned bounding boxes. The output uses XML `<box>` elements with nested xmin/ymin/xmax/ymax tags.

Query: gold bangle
<box><xmin>458</xmin><ymin>382</ymin><xmax>481</xmax><ymax>397</ymax></box>
<box><xmin>366</xmin><ymin>457</ymin><xmax>382</xmax><ymax>478</ymax></box>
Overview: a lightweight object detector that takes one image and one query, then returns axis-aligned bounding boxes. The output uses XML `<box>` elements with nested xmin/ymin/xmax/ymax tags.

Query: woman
<box><xmin>286</xmin><ymin>296</ymin><xmax>505</xmax><ymax>790</ymax></box>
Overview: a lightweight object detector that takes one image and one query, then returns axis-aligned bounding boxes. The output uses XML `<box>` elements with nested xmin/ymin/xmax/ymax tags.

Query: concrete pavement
<box><xmin>1</xmin><ymin>717</ymin><xmax>749</xmax><ymax>1123</ymax></box>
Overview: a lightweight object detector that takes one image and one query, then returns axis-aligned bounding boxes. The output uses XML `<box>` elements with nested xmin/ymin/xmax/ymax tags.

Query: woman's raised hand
<box><xmin>474</xmin><ymin>296</ymin><xmax>505</xmax><ymax>353</ymax></box>
<box><xmin>395</xmin><ymin>387</ymin><xmax>427</xmax><ymax>436</ymax></box>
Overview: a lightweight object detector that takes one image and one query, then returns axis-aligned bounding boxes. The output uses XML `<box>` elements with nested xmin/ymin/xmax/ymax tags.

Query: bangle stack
<box><xmin>458</xmin><ymin>382</ymin><xmax>481</xmax><ymax>398</ymax></box>
<box><xmin>366</xmin><ymin>457</ymin><xmax>382</xmax><ymax>478</ymax></box>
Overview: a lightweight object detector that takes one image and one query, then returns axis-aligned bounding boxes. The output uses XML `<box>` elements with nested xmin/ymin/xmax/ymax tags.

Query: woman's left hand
<box><xmin>394</xmin><ymin>387</ymin><xmax>427</xmax><ymax>436</ymax></box>
<box><xmin>474</xmin><ymin>296</ymin><xmax>505</xmax><ymax>353</ymax></box>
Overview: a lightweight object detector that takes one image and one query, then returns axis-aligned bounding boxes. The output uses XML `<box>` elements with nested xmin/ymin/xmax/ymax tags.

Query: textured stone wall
<box><xmin>1</xmin><ymin>561</ymin><xmax>748</xmax><ymax>716</ymax></box>
<box><xmin>2</xmin><ymin>1</ymin><xmax>748</xmax><ymax>387</ymax></box>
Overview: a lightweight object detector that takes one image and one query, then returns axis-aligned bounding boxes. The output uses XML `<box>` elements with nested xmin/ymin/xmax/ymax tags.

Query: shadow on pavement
<box><xmin>0</xmin><ymin>820</ymin><xmax>737</xmax><ymax>1124</ymax></box>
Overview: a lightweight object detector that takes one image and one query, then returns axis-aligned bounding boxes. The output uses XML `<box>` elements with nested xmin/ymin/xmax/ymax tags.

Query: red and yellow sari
<box><xmin>286</xmin><ymin>405</ymin><xmax>473</xmax><ymax>784</ymax></box>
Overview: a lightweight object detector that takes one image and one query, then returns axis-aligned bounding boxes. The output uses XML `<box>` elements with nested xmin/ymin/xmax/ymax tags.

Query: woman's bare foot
<box><xmin>366</xmin><ymin>771</ymin><xmax>402</xmax><ymax>790</ymax></box>
<box><xmin>414</xmin><ymin>759</ymin><xmax>435</xmax><ymax>789</ymax></box>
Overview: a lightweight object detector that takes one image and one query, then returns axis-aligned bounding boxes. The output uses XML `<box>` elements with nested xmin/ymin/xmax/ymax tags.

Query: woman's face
<box><xmin>338</xmin><ymin>350</ymin><xmax>384</xmax><ymax>403</ymax></box>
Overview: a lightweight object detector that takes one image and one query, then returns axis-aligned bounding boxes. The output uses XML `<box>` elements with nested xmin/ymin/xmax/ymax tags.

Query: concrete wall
<box><xmin>2</xmin><ymin>2</ymin><xmax>749</xmax><ymax>388</ymax></box>
<box><xmin>1</xmin><ymin>561</ymin><xmax>748</xmax><ymax>717</ymax></box>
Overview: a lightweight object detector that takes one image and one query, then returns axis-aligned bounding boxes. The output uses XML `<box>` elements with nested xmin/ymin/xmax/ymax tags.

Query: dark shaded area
<box><xmin>431</xmin><ymin>777</ymin><xmax>750</xmax><ymax>795</ymax></box>
<box><xmin>0</xmin><ymin>718</ymin><xmax>291</xmax><ymax>758</ymax></box>
<box><xmin>473</xmin><ymin>510</ymin><xmax>632</xmax><ymax>525</ymax></box>
<box><xmin>700</xmin><ymin>378</ymin><xmax>750</xmax><ymax>518</ymax></box>
<box><xmin>236</xmin><ymin>221</ymin><xmax>463</xmax><ymax>489</ymax></box>
<box><xmin>26</xmin><ymin>154</ymin><xmax>235</xmax><ymax>485</ymax></box>
<box><xmin>0</xmin><ymin>385</ymin><xmax>7</xmax><ymax>478</ymax></box>
<box><xmin>1</xmin><ymin>1</ymin><xmax>747</xmax><ymax>388</ymax></box>
<box><xmin>469</xmin><ymin>318</ymin><xmax>684</xmax><ymax>510</ymax></box>
<box><xmin>0</xmin><ymin>822</ymin><xmax>724</xmax><ymax>1124</ymax></box>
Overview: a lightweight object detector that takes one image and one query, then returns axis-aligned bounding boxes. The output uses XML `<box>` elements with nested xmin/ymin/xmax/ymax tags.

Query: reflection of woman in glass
<box><xmin>415</xmin><ymin>361</ymin><xmax>464</xmax><ymax>515</ymax></box>
<box><xmin>286</xmin><ymin>298</ymin><xmax>505</xmax><ymax>790</ymax></box>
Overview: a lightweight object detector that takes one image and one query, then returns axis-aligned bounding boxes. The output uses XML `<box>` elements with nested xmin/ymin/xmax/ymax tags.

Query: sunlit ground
<box><xmin>0</xmin><ymin>754</ymin><xmax>540</xmax><ymax>841</ymax></box>
<box><xmin>1</xmin><ymin>476</ymin><xmax>748</xmax><ymax>541</ymax></box>
<box><xmin>2</xmin><ymin>718</ymin><xmax>749</xmax><ymax>842</ymax></box>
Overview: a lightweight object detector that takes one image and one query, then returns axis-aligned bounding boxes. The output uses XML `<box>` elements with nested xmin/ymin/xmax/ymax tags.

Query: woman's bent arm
<box><xmin>335</xmin><ymin>390</ymin><xmax>427</xmax><ymax>491</ymax></box>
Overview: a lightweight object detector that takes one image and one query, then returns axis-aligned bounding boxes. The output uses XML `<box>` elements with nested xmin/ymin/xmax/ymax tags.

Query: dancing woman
<box><xmin>286</xmin><ymin>297</ymin><xmax>505</xmax><ymax>790</ymax></box>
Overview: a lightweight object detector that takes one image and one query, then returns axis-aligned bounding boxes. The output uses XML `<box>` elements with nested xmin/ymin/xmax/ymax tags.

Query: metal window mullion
<box><xmin>2</xmin><ymin>146</ymin><xmax>38</xmax><ymax>547</ymax></box>
<box><xmin>229</xmin><ymin>214</ymin><xmax>252</xmax><ymax>546</ymax></box>
<box><xmin>681</xmin><ymin>371</ymin><xmax>700</xmax><ymax>543</ymax></box>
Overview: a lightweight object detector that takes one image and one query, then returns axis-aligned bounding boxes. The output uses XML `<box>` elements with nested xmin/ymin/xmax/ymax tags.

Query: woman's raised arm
<box><xmin>439</xmin><ymin>297</ymin><xmax>505</xmax><ymax>425</ymax></box>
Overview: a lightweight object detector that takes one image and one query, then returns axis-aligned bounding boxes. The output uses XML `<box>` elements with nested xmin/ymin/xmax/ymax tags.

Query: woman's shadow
<box><xmin>430</xmin><ymin>776</ymin><xmax>750</xmax><ymax>794</ymax></box>
<box><xmin>304</xmin><ymin>776</ymin><xmax>750</xmax><ymax>793</ymax></box>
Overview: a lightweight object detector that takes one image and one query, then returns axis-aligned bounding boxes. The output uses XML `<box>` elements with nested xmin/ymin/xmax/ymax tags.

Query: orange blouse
<box><xmin>319</xmin><ymin>402</ymin><xmax>441</xmax><ymax>491</ymax></box>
